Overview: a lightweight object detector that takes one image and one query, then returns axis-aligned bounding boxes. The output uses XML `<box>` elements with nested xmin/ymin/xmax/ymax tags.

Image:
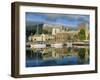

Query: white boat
<box><xmin>31</xmin><ymin>44</ymin><xmax>46</xmax><ymax>48</ymax></box>
<box><xmin>67</xmin><ymin>42</ymin><xmax>72</xmax><ymax>47</ymax></box>
<box><xmin>51</xmin><ymin>43</ymin><xmax>63</xmax><ymax>48</ymax></box>
<box><xmin>30</xmin><ymin>41</ymin><xmax>46</xmax><ymax>48</ymax></box>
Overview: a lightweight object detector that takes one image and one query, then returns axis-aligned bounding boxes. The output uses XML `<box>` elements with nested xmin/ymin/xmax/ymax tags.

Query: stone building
<box><xmin>43</xmin><ymin>23</ymin><xmax>64</xmax><ymax>34</ymax></box>
<box><xmin>28</xmin><ymin>34</ymin><xmax>54</xmax><ymax>42</ymax></box>
<box><xmin>55</xmin><ymin>31</ymin><xmax>78</xmax><ymax>43</ymax></box>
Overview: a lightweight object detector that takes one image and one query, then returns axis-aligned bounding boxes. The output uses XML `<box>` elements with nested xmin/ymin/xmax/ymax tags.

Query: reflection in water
<box><xmin>26</xmin><ymin>46</ymin><xmax>89</xmax><ymax>67</ymax></box>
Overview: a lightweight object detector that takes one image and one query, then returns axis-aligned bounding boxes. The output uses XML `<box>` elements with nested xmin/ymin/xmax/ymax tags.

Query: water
<box><xmin>26</xmin><ymin>46</ymin><xmax>89</xmax><ymax>67</ymax></box>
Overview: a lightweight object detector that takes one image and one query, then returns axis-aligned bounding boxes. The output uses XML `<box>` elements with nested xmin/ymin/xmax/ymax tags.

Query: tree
<box><xmin>78</xmin><ymin>29</ymin><xmax>86</xmax><ymax>40</ymax></box>
<box><xmin>42</xmin><ymin>29</ymin><xmax>52</xmax><ymax>34</ymax></box>
<box><xmin>42</xmin><ymin>29</ymin><xmax>48</xmax><ymax>34</ymax></box>
<box><xmin>87</xmin><ymin>33</ymin><xmax>89</xmax><ymax>40</ymax></box>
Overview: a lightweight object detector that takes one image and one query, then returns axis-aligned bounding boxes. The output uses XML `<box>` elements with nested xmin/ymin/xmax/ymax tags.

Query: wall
<box><xmin>0</xmin><ymin>0</ymin><xmax>99</xmax><ymax>80</ymax></box>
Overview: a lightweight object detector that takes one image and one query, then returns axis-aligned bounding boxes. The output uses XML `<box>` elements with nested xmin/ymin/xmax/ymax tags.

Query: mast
<box><xmin>36</xmin><ymin>24</ymin><xmax>39</xmax><ymax>35</ymax></box>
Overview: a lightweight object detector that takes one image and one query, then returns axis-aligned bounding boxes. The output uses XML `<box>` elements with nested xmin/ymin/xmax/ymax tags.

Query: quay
<box><xmin>26</xmin><ymin>41</ymin><xmax>89</xmax><ymax>49</ymax></box>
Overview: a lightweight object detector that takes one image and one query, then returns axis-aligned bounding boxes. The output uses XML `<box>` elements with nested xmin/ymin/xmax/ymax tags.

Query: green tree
<box><xmin>42</xmin><ymin>30</ymin><xmax>48</xmax><ymax>34</ymax></box>
<box><xmin>78</xmin><ymin>29</ymin><xmax>86</xmax><ymax>40</ymax></box>
<box><xmin>42</xmin><ymin>29</ymin><xmax>52</xmax><ymax>34</ymax></box>
<box><xmin>87</xmin><ymin>34</ymin><xmax>89</xmax><ymax>40</ymax></box>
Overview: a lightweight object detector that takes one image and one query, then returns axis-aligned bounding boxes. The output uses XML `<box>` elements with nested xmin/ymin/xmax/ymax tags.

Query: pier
<box><xmin>26</xmin><ymin>41</ymin><xmax>89</xmax><ymax>49</ymax></box>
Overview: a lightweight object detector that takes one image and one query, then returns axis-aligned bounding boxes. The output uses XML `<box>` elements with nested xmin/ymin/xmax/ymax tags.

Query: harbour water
<box><xmin>26</xmin><ymin>45</ymin><xmax>89</xmax><ymax>67</ymax></box>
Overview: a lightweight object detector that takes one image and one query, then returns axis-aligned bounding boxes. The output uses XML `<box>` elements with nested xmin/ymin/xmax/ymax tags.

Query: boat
<box><xmin>51</xmin><ymin>43</ymin><xmax>63</xmax><ymax>48</ymax></box>
<box><xmin>30</xmin><ymin>41</ymin><xmax>46</xmax><ymax>48</ymax></box>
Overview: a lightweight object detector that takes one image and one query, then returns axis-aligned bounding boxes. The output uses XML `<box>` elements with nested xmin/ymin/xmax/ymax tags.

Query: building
<box><xmin>28</xmin><ymin>34</ymin><xmax>54</xmax><ymax>42</ymax></box>
<box><xmin>55</xmin><ymin>31</ymin><xmax>78</xmax><ymax>43</ymax></box>
<box><xmin>52</xmin><ymin>28</ymin><xmax>61</xmax><ymax>35</ymax></box>
<box><xmin>43</xmin><ymin>23</ymin><xmax>64</xmax><ymax>34</ymax></box>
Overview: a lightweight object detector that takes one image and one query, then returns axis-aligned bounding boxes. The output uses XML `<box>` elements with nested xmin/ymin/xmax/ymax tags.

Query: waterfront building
<box><xmin>43</xmin><ymin>23</ymin><xmax>64</xmax><ymax>35</ymax></box>
<box><xmin>52</xmin><ymin>28</ymin><xmax>61</xmax><ymax>35</ymax></box>
<box><xmin>55</xmin><ymin>31</ymin><xmax>78</xmax><ymax>43</ymax></box>
<box><xmin>28</xmin><ymin>34</ymin><xmax>54</xmax><ymax>42</ymax></box>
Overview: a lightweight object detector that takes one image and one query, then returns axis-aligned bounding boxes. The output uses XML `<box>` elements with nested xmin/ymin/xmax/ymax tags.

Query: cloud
<box><xmin>26</xmin><ymin>12</ymin><xmax>89</xmax><ymax>27</ymax></box>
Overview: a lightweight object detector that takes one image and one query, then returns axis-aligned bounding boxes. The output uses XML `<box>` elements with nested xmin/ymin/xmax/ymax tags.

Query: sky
<box><xmin>26</xmin><ymin>12</ymin><xmax>89</xmax><ymax>27</ymax></box>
